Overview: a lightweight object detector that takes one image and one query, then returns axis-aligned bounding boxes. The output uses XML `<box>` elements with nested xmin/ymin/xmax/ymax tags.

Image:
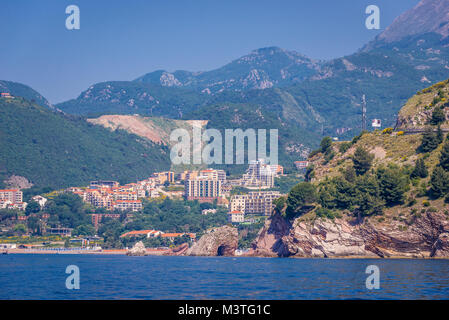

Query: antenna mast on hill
<box><xmin>362</xmin><ymin>95</ymin><xmax>367</xmax><ymax>131</ymax></box>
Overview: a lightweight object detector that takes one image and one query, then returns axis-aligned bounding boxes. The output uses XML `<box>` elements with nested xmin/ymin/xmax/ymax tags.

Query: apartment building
<box><xmin>0</xmin><ymin>189</ymin><xmax>23</xmax><ymax>203</ymax></box>
<box><xmin>230</xmin><ymin>191</ymin><xmax>281</xmax><ymax>216</ymax></box>
<box><xmin>184</xmin><ymin>176</ymin><xmax>222</xmax><ymax>203</ymax></box>
<box><xmin>113</xmin><ymin>200</ymin><xmax>143</xmax><ymax>212</ymax></box>
<box><xmin>199</xmin><ymin>169</ymin><xmax>227</xmax><ymax>181</ymax></box>
<box><xmin>153</xmin><ymin>171</ymin><xmax>175</xmax><ymax>184</ymax></box>
<box><xmin>90</xmin><ymin>180</ymin><xmax>120</xmax><ymax>189</ymax></box>
<box><xmin>242</xmin><ymin>159</ymin><xmax>277</xmax><ymax>188</ymax></box>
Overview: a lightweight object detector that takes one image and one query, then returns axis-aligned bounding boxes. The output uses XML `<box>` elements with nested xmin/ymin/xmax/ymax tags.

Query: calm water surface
<box><xmin>1</xmin><ymin>254</ymin><xmax>449</xmax><ymax>299</ymax></box>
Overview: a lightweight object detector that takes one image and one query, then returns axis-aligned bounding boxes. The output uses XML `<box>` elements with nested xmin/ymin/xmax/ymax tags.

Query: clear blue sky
<box><xmin>0</xmin><ymin>0</ymin><xmax>419</xmax><ymax>103</ymax></box>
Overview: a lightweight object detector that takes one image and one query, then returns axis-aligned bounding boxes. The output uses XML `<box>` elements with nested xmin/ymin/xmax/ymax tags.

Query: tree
<box><xmin>439</xmin><ymin>140</ymin><xmax>449</xmax><ymax>171</ymax></box>
<box><xmin>419</xmin><ymin>127</ymin><xmax>440</xmax><ymax>153</ymax></box>
<box><xmin>376</xmin><ymin>165</ymin><xmax>408</xmax><ymax>206</ymax></box>
<box><xmin>430</xmin><ymin>166</ymin><xmax>449</xmax><ymax>198</ymax></box>
<box><xmin>431</xmin><ymin>107</ymin><xmax>446</xmax><ymax>125</ymax></box>
<box><xmin>437</xmin><ymin>125</ymin><xmax>444</xmax><ymax>144</ymax></box>
<box><xmin>320</xmin><ymin>136</ymin><xmax>333</xmax><ymax>154</ymax></box>
<box><xmin>344</xmin><ymin>165</ymin><xmax>356</xmax><ymax>183</ymax></box>
<box><xmin>13</xmin><ymin>223</ymin><xmax>27</xmax><ymax>235</ymax></box>
<box><xmin>25</xmin><ymin>201</ymin><xmax>40</xmax><ymax>216</ymax></box>
<box><xmin>411</xmin><ymin>158</ymin><xmax>428</xmax><ymax>179</ymax></box>
<box><xmin>73</xmin><ymin>224</ymin><xmax>96</xmax><ymax>237</ymax></box>
<box><xmin>352</xmin><ymin>146</ymin><xmax>374</xmax><ymax>176</ymax></box>
<box><xmin>305</xmin><ymin>165</ymin><xmax>315</xmax><ymax>182</ymax></box>
<box><xmin>286</xmin><ymin>182</ymin><xmax>317</xmax><ymax>218</ymax></box>
<box><xmin>354</xmin><ymin>175</ymin><xmax>384</xmax><ymax>216</ymax></box>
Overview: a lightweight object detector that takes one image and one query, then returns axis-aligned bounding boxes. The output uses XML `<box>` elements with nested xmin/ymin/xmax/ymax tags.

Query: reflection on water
<box><xmin>1</xmin><ymin>255</ymin><xmax>449</xmax><ymax>299</ymax></box>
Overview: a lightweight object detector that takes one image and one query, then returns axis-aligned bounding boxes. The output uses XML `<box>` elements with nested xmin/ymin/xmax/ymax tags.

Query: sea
<box><xmin>1</xmin><ymin>254</ymin><xmax>449</xmax><ymax>300</ymax></box>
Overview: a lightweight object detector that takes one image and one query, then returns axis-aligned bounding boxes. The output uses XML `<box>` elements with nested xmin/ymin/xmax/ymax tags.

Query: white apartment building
<box><xmin>184</xmin><ymin>177</ymin><xmax>222</xmax><ymax>202</ymax></box>
<box><xmin>113</xmin><ymin>200</ymin><xmax>143</xmax><ymax>212</ymax></box>
<box><xmin>230</xmin><ymin>191</ymin><xmax>281</xmax><ymax>216</ymax></box>
<box><xmin>242</xmin><ymin>159</ymin><xmax>277</xmax><ymax>188</ymax></box>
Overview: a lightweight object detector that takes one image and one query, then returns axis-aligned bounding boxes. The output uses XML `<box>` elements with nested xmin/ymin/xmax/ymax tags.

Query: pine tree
<box><xmin>411</xmin><ymin>158</ymin><xmax>428</xmax><ymax>179</ymax></box>
<box><xmin>430</xmin><ymin>166</ymin><xmax>449</xmax><ymax>198</ymax></box>
<box><xmin>344</xmin><ymin>165</ymin><xmax>356</xmax><ymax>183</ymax></box>
<box><xmin>431</xmin><ymin>107</ymin><xmax>446</xmax><ymax>125</ymax></box>
<box><xmin>419</xmin><ymin>127</ymin><xmax>440</xmax><ymax>153</ymax></box>
<box><xmin>440</xmin><ymin>140</ymin><xmax>449</xmax><ymax>171</ymax></box>
<box><xmin>352</xmin><ymin>146</ymin><xmax>374</xmax><ymax>176</ymax></box>
<box><xmin>286</xmin><ymin>182</ymin><xmax>317</xmax><ymax>218</ymax></box>
<box><xmin>320</xmin><ymin>136</ymin><xmax>333</xmax><ymax>154</ymax></box>
<box><xmin>355</xmin><ymin>174</ymin><xmax>384</xmax><ymax>216</ymax></box>
<box><xmin>377</xmin><ymin>165</ymin><xmax>408</xmax><ymax>206</ymax></box>
<box><xmin>437</xmin><ymin>125</ymin><xmax>444</xmax><ymax>144</ymax></box>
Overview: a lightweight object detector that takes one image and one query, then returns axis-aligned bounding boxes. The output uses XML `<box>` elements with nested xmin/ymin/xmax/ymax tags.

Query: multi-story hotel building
<box><xmin>184</xmin><ymin>176</ymin><xmax>222</xmax><ymax>203</ymax></box>
<box><xmin>242</xmin><ymin>159</ymin><xmax>278</xmax><ymax>188</ymax></box>
<box><xmin>0</xmin><ymin>189</ymin><xmax>23</xmax><ymax>204</ymax></box>
<box><xmin>230</xmin><ymin>191</ymin><xmax>281</xmax><ymax>216</ymax></box>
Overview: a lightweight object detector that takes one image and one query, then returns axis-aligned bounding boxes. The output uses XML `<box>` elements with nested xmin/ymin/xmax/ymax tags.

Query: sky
<box><xmin>0</xmin><ymin>0</ymin><xmax>420</xmax><ymax>103</ymax></box>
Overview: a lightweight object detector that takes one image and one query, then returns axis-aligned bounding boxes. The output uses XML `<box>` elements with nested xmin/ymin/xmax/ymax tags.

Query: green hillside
<box><xmin>0</xmin><ymin>97</ymin><xmax>170</xmax><ymax>189</ymax></box>
<box><xmin>0</xmin><ymin>80</ymin><xmax>52</xmax><ymax>109</ymax></box>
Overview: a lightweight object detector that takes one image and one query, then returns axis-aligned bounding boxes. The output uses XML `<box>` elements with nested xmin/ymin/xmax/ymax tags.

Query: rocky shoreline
<box><xmin>248</xmin><ymin>210</ymin><xmax>449</xmax><ymax>259</ymax></box>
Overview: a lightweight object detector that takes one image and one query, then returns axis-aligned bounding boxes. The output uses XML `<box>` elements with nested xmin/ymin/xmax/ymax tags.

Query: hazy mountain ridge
<box><xmin>135</xmin><ymin>47</ymin><xmax>323</xmax><ymax>93</ymax></box>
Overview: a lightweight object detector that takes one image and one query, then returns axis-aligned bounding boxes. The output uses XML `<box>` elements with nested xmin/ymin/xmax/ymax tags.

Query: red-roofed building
<box><xmin>120</xmin><ymin>229</ymin><xmax>163</xmax><ymax>238</ymax></box>
<box><xmin>228</xmin><ymin>210</ymin><xmax>244</xmax><ymax>223</ymax></box>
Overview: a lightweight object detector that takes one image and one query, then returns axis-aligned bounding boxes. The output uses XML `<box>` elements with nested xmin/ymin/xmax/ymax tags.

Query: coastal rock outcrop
<box><xmin>251</xmin><ymin>210</ymin><xmax>449</xmax><ymax>258</ymax></box>
<box><xmin>164</xmin><ymin>243</ymin><xmax>190</xmax><ymax>256</ymax></box>
<box><xmin>126</xmin><ymin>241</ymin><xmax>147</xmax><ymax>256</ymax></box>
<box><xmin>186</xmin><ymin>226</ymin><xmax>238</xmax><ymax>256</ymax></box>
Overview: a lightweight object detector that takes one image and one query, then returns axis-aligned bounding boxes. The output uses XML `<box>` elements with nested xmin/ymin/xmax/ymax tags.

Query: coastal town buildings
<box><xmin>184</xmin><ymin>176</ymin><xmax>223</xmax><ymax>203</ymax></box>
<box><xmin>0</xmin><ymin>92</ymin><xmax>12</xmax><ymax>98</ymax></box>
<box><xmin>201</xmin><ymin>208</ymin><xmax>217</xmax><ymax>215</ymax></box>
<box><xmin>0</xmin><ymin>189</ymin><xmax>27</xmax><ymax>211</ymax></box>
<box><xmin>294</xmin><ymin>161</ymin><xmax>309</xmax><ymax>171</ymax></box>
<box><xmin>230</xmin><ymin>191</ymin><xmax>282</xmax><ymax>216</ymax></box>
<box><xmin>120</xmin><ymin>229</ymin><xmax>164</xmax><ymax>238</ymax></box>
<box><xmin>228</xmin><ymin>210</ymin><xmax>244</xmax><ymax>223</ymax></box>
<box><xmin>242</xmin><ymin>159</ymin><xmax>281</xmax><ymax>188</ymax></box>
<box><xmin>31</xmin><ymin>195</ymin><xmax>47</xmax><ymax>208</ymax></box>
<box><xmin>152</xmin><ymin>171</ymin><xmax>175</xmax><ymax>184</ymax></box>
<box><xmin>120</xmin><ymin>230</ymin><xmax>196</xmax><ymax>241</ymax></box>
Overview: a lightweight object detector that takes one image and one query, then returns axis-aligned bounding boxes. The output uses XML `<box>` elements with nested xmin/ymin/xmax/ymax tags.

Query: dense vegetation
<box><xmin>0</xmin><ymin>97</ymin><xmax>170</xmax><ymax>189</ymax></box>
<box><xmin>98</xmin><ymin>198</ymin><xmax>229</xmax><ymax>248</ymax></box>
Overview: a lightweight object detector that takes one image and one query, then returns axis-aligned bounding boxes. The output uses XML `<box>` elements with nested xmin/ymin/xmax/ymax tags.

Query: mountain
<box><xmin>370</xmin><ymin>0</ymin><xmax>449</xmax><ymax>45</ymax></box>
<box><xmin>0</xmin><ymin>94</ymin><xmax>170</xmax><ymax>189</ymax></box>
<box><xmin>56</xmin><ymin>0</ymin><xmax>449</xmax><ymax>166</ymax></box>
<box><xmin>56</xmin><ymin>81</ymin><xmax>207</xmax><ymax>118</ymax></box>
<box><xmin>0</xmin><ymin>80</ymin><xmax>52</xmax><ymax>109</ymax></box>
<box><xmin>135</xmin><ymin>47</ymin><xmax>323</xmax><ymax>93</ymax></box>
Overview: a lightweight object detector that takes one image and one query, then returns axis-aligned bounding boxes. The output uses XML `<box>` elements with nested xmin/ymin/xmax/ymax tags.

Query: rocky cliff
<box><xmin>126</xmin><ymin>241</ymin><xmax>148</xmax><ymax>256</ymax></box>
<box><xmin>251</xmin><ymin>209</ymin><xmax>449</xmax><ymax>258</ymax></box>
<box><xmin>186</xmin><ymin>226</ymin><xmax>238</xmax><ymax>256</ymax></box>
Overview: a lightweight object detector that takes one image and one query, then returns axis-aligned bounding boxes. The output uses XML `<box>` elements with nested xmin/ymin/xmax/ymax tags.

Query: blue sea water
<box><xmin>1</xmin><ymin>254</ymin><xmax>449</xmax><ymax>300</ymax></box>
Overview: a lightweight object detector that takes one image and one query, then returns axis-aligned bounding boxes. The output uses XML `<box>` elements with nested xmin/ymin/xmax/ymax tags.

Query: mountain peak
<box><xmin>377</xmin><ymin>0</ymin><xmax>449</xmax><ymax>43</ymax></box>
